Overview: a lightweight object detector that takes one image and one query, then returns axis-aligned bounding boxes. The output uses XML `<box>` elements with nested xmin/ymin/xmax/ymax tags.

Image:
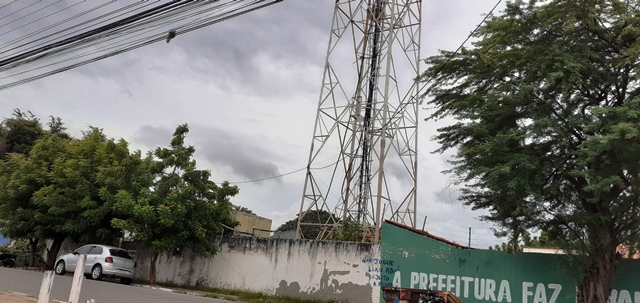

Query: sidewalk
<box><xmin>0</xmin><ymin>290</ymin><xmax>61</xmax><ymax>303</ymax></box>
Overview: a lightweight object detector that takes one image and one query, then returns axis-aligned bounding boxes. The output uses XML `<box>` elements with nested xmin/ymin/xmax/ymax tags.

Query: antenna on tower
<box><xmin>296</xmin><ymin>0</ymin><xmax>422</xmax><ymax>243</ymax></box>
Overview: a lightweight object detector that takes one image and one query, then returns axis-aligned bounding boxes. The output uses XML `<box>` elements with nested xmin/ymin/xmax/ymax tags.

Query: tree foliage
<box><xmin>0</xmin><ymin>113</ymin><xmax>238</xmax><ymax>278</ymax></box>
<box><xmin>276</xmin><ymin>210</ymin><xmax>336</xmax><ymax>240</ymax></box>
<box><xmin>233</xmin><ymin>205</ymin><xmax>254</xmax><ymax>215</ymax></box>
<box><xmin>276</xmin><ymin>210</ymin><xmax>365</xmax><ymax>241</ymax></box>
<box><xmin>112</xmin><ymin>124</ymin><xmax>238</xmax><ymax>284</ymax></box>
<box><xmin>328</xmin><ymin>218</ymin><xmax>365</xmax><ymax>242</ymax></box>
<box><xmin>423</xmin><ymin>1</ymin><xmax>640</xmax><ymax>302</ymax></box>
<box><xmin>0</xmin><ymin>125</ymin><xmax>148</xmax><ymax>269</ymax></box>
<box><xmin>489</xmin><ymin>230</ymin><xmax>562</xmax><ymax>253</ymax></box>
<box><xmin>0</xmin><ymin>133</ymin><xmax>68</xmax><ymax>267</ymax></box>
<box><xmin>0</xmin><ymin>110</ymin><xmax>62</xmax><ymax>266</ymax></box>
<box><xmin>0</xmin><ymin>109</ymin><xmax>44</xmax><ymax>158</ymax></box>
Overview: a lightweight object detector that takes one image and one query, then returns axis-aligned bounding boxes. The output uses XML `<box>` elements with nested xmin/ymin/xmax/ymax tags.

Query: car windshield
<box><xmin>109</xmin><ymin>249</ymin><xmax>133</xmax><ymax>260</ymax></box>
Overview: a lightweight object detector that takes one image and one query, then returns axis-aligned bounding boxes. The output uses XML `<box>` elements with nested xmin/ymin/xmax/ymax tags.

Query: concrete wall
<box><xmin>134</xmin><ymin>237</ymin><xmax>381</xmax><ymax>303</ymax></box>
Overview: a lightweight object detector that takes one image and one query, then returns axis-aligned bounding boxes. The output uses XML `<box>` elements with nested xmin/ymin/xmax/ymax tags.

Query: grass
<box><xmin>157</xmin><ymin>282</ymin><xmax>334</xmax><ymax>303</ymax></box>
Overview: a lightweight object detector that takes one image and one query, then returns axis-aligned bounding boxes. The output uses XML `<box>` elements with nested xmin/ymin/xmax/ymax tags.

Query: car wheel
<box><xmin>3</xmin><ymin>259</ymin><xmax>15</xmax><ymax>268</ymax></box>
<box><xmin>91</xmin><ymin>265</ymin><xmax>103</xmax><ymax>280</ymax></box>
<box><xmin>54</xmin><ymin>261</ymin><xmax>66</xmax><ymax>275</ymax></box>
<box><xmin>120</xmin><ymin>278</ymin><xmax>132</xmax><ymax>285</ymax></box>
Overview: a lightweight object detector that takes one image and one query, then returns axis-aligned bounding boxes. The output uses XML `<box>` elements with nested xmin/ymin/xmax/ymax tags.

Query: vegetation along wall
<box><xmin>380</xmin><ymin>221</ymin><xmax>640</xmax><ymax>303</ymax></box>
<box><xmin>134</xmin><ymin>237</ymin><xmax>381</xmax><ymax>303</ymax></box>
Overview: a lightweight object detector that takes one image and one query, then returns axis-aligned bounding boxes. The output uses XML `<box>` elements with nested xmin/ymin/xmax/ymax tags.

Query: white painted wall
<box><xmin>133</xmin><ymin>238</ymin><xmax>381</xmax><ymax>303</ymax></box>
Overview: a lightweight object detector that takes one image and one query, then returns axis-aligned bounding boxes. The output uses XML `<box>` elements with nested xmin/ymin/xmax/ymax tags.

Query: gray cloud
<box><xmin>132</xmin><ymin>125</ymin><xmax>174</xmax><ymax>150</ymax></box>
<box><xmin>198</xmin><ymin>134</ymin><xmax>282</xmax><ymax>182</ymax></box>
<box><xmin>165</xmin><ymin>2</ymin><xmax>330</xmax><ymax>97</ymax></box>
<box><xmin>133</xmin><ymin>124</ymin><xmax>282</xmax><ymax>182</ymax></box>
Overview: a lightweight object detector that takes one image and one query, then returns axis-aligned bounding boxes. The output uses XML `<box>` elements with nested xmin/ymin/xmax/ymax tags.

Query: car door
<box><xmin>67</xmin><ymin>245</ymin><xmax>92</xmax><ymax>272</ymax></box>
<box><xmin>84</xmin><ymin>246</ymin><xmax>103</xmax><ymax>273</ymax></box>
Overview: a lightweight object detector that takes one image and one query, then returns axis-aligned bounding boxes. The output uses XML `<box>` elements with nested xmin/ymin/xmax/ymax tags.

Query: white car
<box><xmin>54</xmin><ymin>244</ymin><xmax>136</xmax><ymax>285</ymax></box>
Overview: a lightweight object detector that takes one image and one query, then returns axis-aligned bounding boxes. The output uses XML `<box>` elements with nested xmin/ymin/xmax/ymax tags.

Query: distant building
<box><xmin>231</xmin><ymin>211</ymin><xmax>272</xmax><ymax>238</ymax></box>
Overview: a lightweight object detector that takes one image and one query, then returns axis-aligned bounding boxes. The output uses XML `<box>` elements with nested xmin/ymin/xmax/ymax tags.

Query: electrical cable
<box><xmin>0</xmin><ymin>0</ymin><xmax>283</xmax><ymax>90</ymax></box>
<box><xmin>0</xmin><ymin>1</ymin><xmax>193</xmax><ymax>68</ymax></box>
<box><xmin>0</xmin><ymin>1</ymin><xmax>120</xmax><ymax>53</ymax></box>
<box><xmin>1</xmin><ymin>1</ymin><xmax>160</xmax><ymax>59</ymax></box>
<box><xmin>225</xmin><ymin>156</ymin><xmax>340</xmax><ymax>185</ymax></box>
<box><xmin>0</xmin><ymin>1</ymin><xmax>18</xmax><ymax>15</ymax></box>
<box><xmin>0</xmin><ymin>0</ymin><xmax>81</xmax><ymax>39</ymax></box>
<box><xmin>0</xmin><ymin>1</ymin><xmax>282</xmax><ymax>89</ymax></box>
<box><xmin>227</xmin><ymin>167</ymin><xmax>308</xmax><ymax>185</ymax></box>
<box><xmin>372</xmin><ymin>0</ymin><xmax>504</xmax><ymax>154</ymax></box>
<box><xmin>0</xmin><ymin>0</ymin><xmax>268</xmax><ymax>66</ymax></box>
<box><xmin>0</xmin><ymin>0</ymin><xmax>42</xmax><ymax>23</ymax></box>
<box><xmin>419</xmin><ymin>0</ymin><xmax>503</xmax><ymax>90</ymax></box>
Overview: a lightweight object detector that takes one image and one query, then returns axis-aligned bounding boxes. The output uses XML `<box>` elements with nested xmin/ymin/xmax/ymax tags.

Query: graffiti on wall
<box><xmin>275</xmin><ymin>260</ymin><xmax>373</xmax><ymax>302</ymax></box>
<box><xmin>362</xmin><ymin>257</ymin><xmax>398</xmax><ymax>287</ymax></box>
<box><xmin>380</xmin><ymin>221</ymin><xmax>640</xmax><ymax>303</ymax></box>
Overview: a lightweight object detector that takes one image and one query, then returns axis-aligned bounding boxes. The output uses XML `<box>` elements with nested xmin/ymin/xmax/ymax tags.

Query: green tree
<box><xmin>233</xmin><ymin>205</ymin><xmax>254</xmax><ymax>215</ymax></box>
<box><xmin>489</xmin><ymin>230</ymin><xmax>562</xmax><ymax>253</ymax></box>
<box><xmin>0</xmin><ymin>125</ymin><xmax>149</xmax><ymax>269</ymax></box>
<box><xmin>0</xmin><ymin>112</ymin><xmax>67</xmax><ymax>267</ymax></box>
<box><xmin>423</xmin><ymin>1</ymin><xmax>640</xmax><ymax>302</ymax></box>
<box><xmin>112</xmin><ymin>124</ymin><xmax>238</xmax><ymax>284</ymax></box>
<box><xmin>0</xmin><ymin>153</ymin><xmax>46</xmax><ymax>266</ymax></box>
<box><xmin>0</xmin><ymin>132</ymin><xmax>74</xmax><ymax>268</ymax></box>
<box><xmin>528</xmin><ymin>230</ymin><xmax>563</xmax><ymax>248</ymax></box>
<box><xmin>1</xmin><ymin>109</ymin><xmax>44</xmax><ymax>158</ymax></box>
<box><xmin>46</xmin><ymin>116</ymin><xmax>70</xmax><ymax>139</ymax></box>
<box><xmin>33</xmin><ymin>128</ymin><xmax>147</xmax><ymax>268</ymax></box>
<box><xmin>328</xmin><ymin>218</ymin><xmax>364</xmax><ymax>242</ymax></box>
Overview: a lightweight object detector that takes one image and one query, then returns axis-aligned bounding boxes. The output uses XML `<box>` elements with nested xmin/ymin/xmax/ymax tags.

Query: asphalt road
<box><xmin>0</xmin><ymin>267</ymin><xmax>229</xmax><ymax>303</ymax></box>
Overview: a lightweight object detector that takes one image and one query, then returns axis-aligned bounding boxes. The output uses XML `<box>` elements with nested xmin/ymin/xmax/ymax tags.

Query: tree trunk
<box><xmin>149</xmin><ymin>250</ymin><xmax>159</xmax><ymax>285</ymax></box>
<box><xmin>45</xmin><ymin>236</ymin><xmax>65</xmax><ymax>270</ymax></box>
<box><xmin>576</xmin><ymin>243</ymin><xmax>617</xmax><ymax>303</ymax></box>
<box><xmin>28</xmin><ymin>238</ymin><xmax>38</xmax><ymax>268</ymax></box>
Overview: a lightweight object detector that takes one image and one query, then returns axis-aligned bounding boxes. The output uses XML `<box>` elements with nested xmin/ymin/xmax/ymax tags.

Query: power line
<box><xmin>227</xmin><ymin>167</ymin><xmax>307</xmax><ymax>185</ymax></box>
<box><xmin>405</xmin><ymin>0</ymin><xmax>506</xmax><ymax>249</ymax></box>
<box><xmin>0</xmin><ymin>0</ymin><xmax>283</xmax><ymax>90</ymax></box>
<box><xmin>419</xmin><ymin>0</ymin><xmax>503</xmax><ymax>89</ymax></box>
<box><xmin>225</xmin><ymin>158</ymin><xmax>341</xmax><ymax>185</ymax></box>
<box><xmin>379</xmin><ymin>0</ymin><xmax>504</xmax><ymax>151</ymax></box>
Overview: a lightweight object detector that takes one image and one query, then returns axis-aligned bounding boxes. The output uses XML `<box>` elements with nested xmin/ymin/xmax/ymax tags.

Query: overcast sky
<box><xmin>0</xmin><ymin>0</ymin><xmax>508</xmax><ymax>248</ymax></box>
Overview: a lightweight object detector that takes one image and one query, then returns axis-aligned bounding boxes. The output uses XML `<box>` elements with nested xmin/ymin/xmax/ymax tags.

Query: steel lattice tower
<box><xmin>296</xmin><ymin>0</ymin><xmax>422</xmax><ymax>243</ymax></box>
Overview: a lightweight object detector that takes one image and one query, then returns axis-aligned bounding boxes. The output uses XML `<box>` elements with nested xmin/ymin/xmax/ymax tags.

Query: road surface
<box><xmin>0</xmin><ymin>267</ymin><xmax>229</xmax><ymax>303</ymax></box>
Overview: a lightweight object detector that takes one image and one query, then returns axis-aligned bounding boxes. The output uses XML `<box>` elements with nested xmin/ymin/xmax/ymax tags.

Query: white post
<box><xmin>68</xmin><ymin>254</ymin><xmax>86</xmax><ymax>303</ymax></box>
<box><xmin>37</xmin><ymin>270</ymin><xmax>55</xmax><ymax>303</ymax></box>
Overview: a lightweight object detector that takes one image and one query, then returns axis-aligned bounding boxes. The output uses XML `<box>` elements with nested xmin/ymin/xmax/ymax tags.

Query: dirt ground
<box><xmin>0</xmin><ymin>290</ymin><xmax>61</xmax><ymax>303</ymax></box>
